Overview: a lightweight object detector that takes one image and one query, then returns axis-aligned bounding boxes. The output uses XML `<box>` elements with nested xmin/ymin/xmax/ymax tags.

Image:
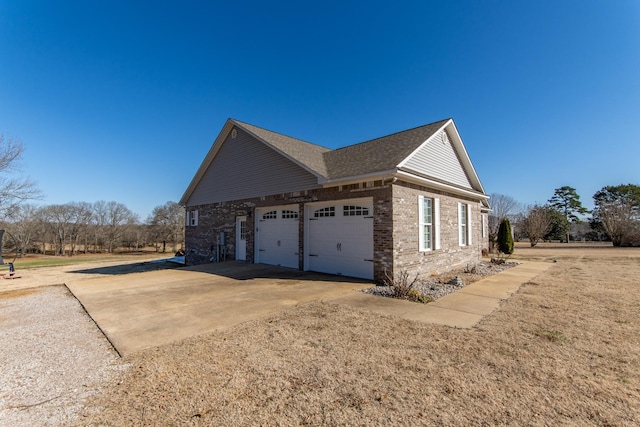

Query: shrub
<box><xmin>407</xmin><ymin>289</ymin><xmax>434</xmax><ymax>304</ymax></box>
<box><xmin>497</xmin><ymin>218</ymin><xmax>514</xmax><ymax>255</ymax></box>
<box><xmin>383</xmin><ymin>270</ymin><xmax>420</xmax><ymax>299</ymax></box>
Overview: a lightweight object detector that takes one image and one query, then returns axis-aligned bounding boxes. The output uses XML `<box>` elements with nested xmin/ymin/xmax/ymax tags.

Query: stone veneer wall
<box><xmin>390</xmin><ymin>182</ymin><xmax>483</xmax><ymax>279</ymax></box>
<box><xmin>185</xmin><ymin>180</ymin><xmax>486</xmax><ymax>283</ymax></box>
<box><xmin>184</xmin><ymin>200</ymin><xmax>254</xmax><ymax>265</ymax></box>
<box><xmin>185</xmin><ymin>183</ymin><xmax>393</xmax><ymax>282</ymax></box>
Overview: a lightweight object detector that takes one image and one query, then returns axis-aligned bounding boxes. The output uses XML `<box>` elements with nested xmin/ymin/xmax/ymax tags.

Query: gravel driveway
<box><xmin>0</xmin><ymin>257</ymin><xmax>172</xmax><ymax>426</ymax></box>
<box><xmin>0</xmin><ymin>286</ymin><xmax>128</xmax><ymax>426</ymax></box>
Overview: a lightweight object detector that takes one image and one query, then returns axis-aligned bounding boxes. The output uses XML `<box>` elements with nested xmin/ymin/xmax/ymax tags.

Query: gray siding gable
<box><xmin>185</xmin><ymin>127</ymin><xmax>320</xmax><ymax>206</ymax></box>
<box><xmin>400</xmin><ymin>129</ymin><xmax>473</xmax><ymax>190</ymax></box>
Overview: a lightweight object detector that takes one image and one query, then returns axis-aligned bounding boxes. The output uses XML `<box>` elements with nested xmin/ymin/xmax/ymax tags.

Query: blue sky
<box><xmin>1</xmin><ymin>1</ymin><xmax>638</xmax><ymax>219</ymax></box>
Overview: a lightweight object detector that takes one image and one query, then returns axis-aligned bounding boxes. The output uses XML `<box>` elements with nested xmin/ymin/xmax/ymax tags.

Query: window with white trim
<box><xmin>187</xmin><ymin>210</ymin><xmax>198</xmax><ymax>227</ymax></box>
<box><xmin>481</xmin><ymin>214</ymin><xmax>486</xmax><ymax>239</ymax></box>
<box><xmin>419</xmin><ymin>196</ymin><xmax>440</xmax><ymax>251</ymax></box>
<box><xmin>459</xmin><ymin>203</ymin><xmax>472</xmax><ymax>246</ymax></box>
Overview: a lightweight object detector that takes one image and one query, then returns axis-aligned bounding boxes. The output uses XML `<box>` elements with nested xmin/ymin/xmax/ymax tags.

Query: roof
<box><xmin>180</xmin><ymin>117</ymin><xmax>487</xmax><ymax>205</ymax></box>
<box><xmin>232</xmin><ymin>120</ymin><xmax>332</xmax><ymax>178</ymax></box>
<box><xmin>323</xmin><ymin>119</ymin><xmax>449</xmax><ymax>179</ymax></box>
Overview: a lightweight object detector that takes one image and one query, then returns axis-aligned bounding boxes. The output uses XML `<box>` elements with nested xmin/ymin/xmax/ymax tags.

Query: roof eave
<box><xmin>318</xmin><ymin>168</ymin><xmax>489</xmax><ymax>201</ymax></box>
<box><xmin>318</xmin><ymin>169</ymin><xmax>398</xmax><ymax>187</ymax></box>
<box><xmin>445</xmin><ymin>120</ymin><xmax>487</xmax><ymax>195</ymax></box>
<box><xmin>396</xmin><ymin>119</ymin><xmax>487</xmax><ymax>196</ymax></box>
<box><xmin>396</xmin><ymin>170</ymin><xmax>489</xmax><ymax>201</ymax></box>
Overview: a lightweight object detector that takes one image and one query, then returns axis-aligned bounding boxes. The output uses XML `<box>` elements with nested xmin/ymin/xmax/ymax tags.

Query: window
<box><xmin>419</xmin><ymin>196</ymin><xmax>440</xmax><ymax>251</ymax></box>
<box><xmin>282</xmin><ymin>210</ymin><xmax>299</xmax><ymax>219</ymax></box>
<box><xmin>239</xmin><ymin>220</ymin><xmax>247</xmax><ymax>240</ymax></box>
<box><xmin>187</xmin><ymin>210</ymin><xmax>198</xmax><ymax>227</ymax></box>
<box><xmin>459</xmin><ymin>203</ymin><xmax>472</xmax><ymax>246</ymax></box>
<box><xmin>343</xmin><ymin>205</ymin><xmax>369</xmax><ymax>216</ymax></box>
<box><xmin>262</xmin><ymin>210</ymin><xmax>277</xmax><ymax>220</ymax></box>
<box><xmin>314</xmin><ymin>206</ymin><xmax>335</xmax><ymax>217</ymax></box>
<box><xmin>481</xmin><ymin>214</ymin><xmax>486</xmax><ymax>239</ymax></box>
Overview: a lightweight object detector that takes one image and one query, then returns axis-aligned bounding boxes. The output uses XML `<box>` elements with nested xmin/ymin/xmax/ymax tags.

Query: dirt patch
<box><xmin>77</xmin><ymin>246</ymin><xmax>640</xmax><ymax>425</ymax></box>
<box><xmin>0</xmin><ymin>288</ymin><xmax>40</xmax><ymax>299</ymax></box>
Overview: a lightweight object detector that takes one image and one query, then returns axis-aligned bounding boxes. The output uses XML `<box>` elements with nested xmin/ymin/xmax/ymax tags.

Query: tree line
<box><xmin>0</xmin><ymin>134</ymin><xmax>185</xmax><ymax>257</ymax></box>
<box><xmin>489</xmin><ymin>185</ymin><xmax>640</xmax><ymax>248</ymax></box>
<box><xmin>1</xmin><ymin>200</ymin><xmax>185</xmax><ymax>257</ymax></box>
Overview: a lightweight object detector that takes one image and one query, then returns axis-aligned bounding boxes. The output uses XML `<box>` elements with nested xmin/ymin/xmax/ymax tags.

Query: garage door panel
<box><xmin>256</xmin><ymin>205</ymin><xmax>299</xmax><ymax>269</ymax></box>
<box><xmin>305</xmin><ymin>199</ymin><xmax>373</xmax><ymax>280</ymax></box>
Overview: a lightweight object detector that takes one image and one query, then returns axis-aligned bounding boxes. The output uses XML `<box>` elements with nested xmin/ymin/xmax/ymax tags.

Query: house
<box><xmin>180</xmin><ymin>118</ymin><xmax>490</xmax><ymax>282</ymax></box>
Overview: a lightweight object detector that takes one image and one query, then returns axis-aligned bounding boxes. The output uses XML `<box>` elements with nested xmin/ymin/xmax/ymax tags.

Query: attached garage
<box><xmin>255</xmin><ymin>205</ymin><xmax>300</xmax><ymax>269</ymax></box>
<box><xmin>182</xmin><ymin>118</ymin><xmax>489</xmax><ymax>284</ymax></box>
<box><xmin>304</xmin><ymin>198</ymin><xmax>374</xmax><ymax>280</ymax></box>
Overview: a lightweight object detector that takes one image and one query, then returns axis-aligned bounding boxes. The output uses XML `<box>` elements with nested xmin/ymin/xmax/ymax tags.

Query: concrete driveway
<box><xmin>66</xmin><ymin>262</ymin><xmax>371</xmax><ymax>356</ymax></box>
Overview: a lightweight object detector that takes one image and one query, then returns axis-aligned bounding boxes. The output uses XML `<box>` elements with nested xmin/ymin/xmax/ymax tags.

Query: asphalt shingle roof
<box><xmin>233</xmin><ymin>120</ymin><xmax>332</xmax><ymax>178</ymax></box>
<box><xmin>233</xmin><ymin>118</ymin><xmax>450</xmax><ymax>180</ymax></box>
<box><xmin>323</xmin><ymin>119</ymin><xmax>449</xmax><ymax>179</ymax></box>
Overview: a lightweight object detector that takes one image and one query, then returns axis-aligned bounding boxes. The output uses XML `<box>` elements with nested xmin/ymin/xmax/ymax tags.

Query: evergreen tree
<box><xmin>548</xmin><ymin>186</ymin><xmax>589</xmax><ymax>242</ymax></box>
<box><xmin>497</xmin><ymin>218</ymin><xmax>514</xmax><ymax>255</ymax></box>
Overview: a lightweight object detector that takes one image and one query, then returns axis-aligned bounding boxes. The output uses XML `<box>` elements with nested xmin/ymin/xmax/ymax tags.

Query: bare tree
<box><xmin>520</xmin><ymin>205</ymin><xmax>553</xmax><ymax>247</ymax></box>
<box><xmin>0</xmin><ymin>135</ymin><xmax>41</xmax><ymax>217</ymax></box>
<box><xmin>91</xmin><ymin>200</ymin><xmax>109</xmax><ymax>252</ymax></box>
<box><xmin>592</xmin><ymin>184</ymin><xmax>640</xmax><ymax>247</ymax></box>
<box><xmin>488</xmin><ymin>193</ymin><xmax>521</xmax><ymax>248</ymax></box>
<box><xmin>42</xmin><ymin>204</ymin><xmax>74</xmax><ymax>255</ymax></box>
<box><xmin>4</xmin><ymin>204</ymin><xmax>39</xmax><ymax>257</ymax></box>
<box><xmin>147</xmin><ymin>201</ymin><xmax>185</xmax><ymax>253</ymax></box>
<box><xmin>67</xmin><ymin>202</ymin><xmax>94</xmax><ymax>255</ymax></box>
<box><xmin>104</xmin><ymin>201</ymin><xmax>138</xmax><ymax>253</ymax></box>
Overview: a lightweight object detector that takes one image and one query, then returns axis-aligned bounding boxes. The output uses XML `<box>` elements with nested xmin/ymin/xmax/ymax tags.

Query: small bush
<box><xmin>383</xmin><ymin>270</ymin><xmax>433</xmax><ymax>304</ymax></box>
<box><xmin>383</xmin><ymin>270</ymin><xmax>420</xmax><ymax>299</ymax></box>
<box><xmin>407</xmin><ymin>289</ymin><xmax>434</xmax><ymax>304</ymax></box>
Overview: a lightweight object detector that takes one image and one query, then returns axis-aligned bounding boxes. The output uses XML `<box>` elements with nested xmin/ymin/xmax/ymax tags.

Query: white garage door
<box><xmin>305</xmin><ymin>198</ymin><xmax>374</xmax><ymax>280</ymax></box>
<box><xmin>255</xmin><ymin>205</ymin><xmax>299</xmax><ymax>269</ymax></box>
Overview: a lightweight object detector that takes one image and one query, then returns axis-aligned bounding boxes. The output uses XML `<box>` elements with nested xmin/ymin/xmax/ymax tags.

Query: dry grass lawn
<box><xmin>81</xmin><ymin>243</ymin><xmax>640</xmax><ymax>426</ymax></box>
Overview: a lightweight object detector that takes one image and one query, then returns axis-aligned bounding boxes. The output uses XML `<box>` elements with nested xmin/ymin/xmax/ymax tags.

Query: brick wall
<box><xmin>390</xmin><ymin>182</ymin><xmax>483</xmax><ymax>279</ymax></box>
<box><xmin>185</xmin><ymin>181</ymin><xmax>486</xmax><ymax>283</ymax></box>
<box><xmin>185</xmin><ymin>183</ymin><xmax>393</xmax><ymax>274</ymax></box>
<box><xmin>185</xmin><ymin>200</ymin><xmax>255</xmax><ymax>265</ymax></box>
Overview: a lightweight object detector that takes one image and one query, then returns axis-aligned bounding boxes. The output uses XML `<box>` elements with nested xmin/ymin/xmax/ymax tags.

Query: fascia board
<box><xmin>318</xmin><ymin>169</ymin><xmax>398</xmax><ymax>187</ymax></box>
<box><xmin>396</xmin><ymin>170</ymin><xmax>490</xmax><ymax>201</ymax></box>
<box><xmin>445</xmin><ymin>120</ymin><xmax>487</xmax><ymax>195</ymax></box>
<box><xmin>179</xmin><ymin>119</ymin><xmax>235</xmax><ymax>206</ymax></box>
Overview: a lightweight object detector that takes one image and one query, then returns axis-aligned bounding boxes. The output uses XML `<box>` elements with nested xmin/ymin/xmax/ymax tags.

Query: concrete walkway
<box><xmin>67</xmin><ymin>260</ymin><xmax>551</xmax><ymax>357</ymax></box>
<box><xmin>331</xmin><ymin>261</ymin><xmax>551</xmax><ymax>328</ymax></box>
